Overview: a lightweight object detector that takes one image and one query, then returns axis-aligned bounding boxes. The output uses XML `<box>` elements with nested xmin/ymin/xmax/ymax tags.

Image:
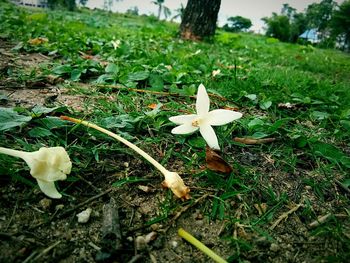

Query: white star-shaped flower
<box><xmin>169</xmin><ymin>84</ymin><xmax>242</xmax><ymax>150</ymax></box>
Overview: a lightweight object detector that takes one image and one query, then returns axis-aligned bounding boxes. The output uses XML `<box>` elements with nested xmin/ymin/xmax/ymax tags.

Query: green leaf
<box><xmin>127</xmin><ymin>71</ymin><xmax>149</xmax><ymax>82</ymax></box>
<box><xmin>0</xmin><ymin>108</ymin><xmax>32</xmax><ymax>131</ymax></box>
<box><xmin>105</xmin><ymin>63</ymin><xmax>119</xmax><ymax>74</ymax></box>
<box><xmin>149</xmin><ymin>73</ymin><xmax>164</xmax><ymax>91</ymax></box>
<box><xmin>31</xmin><ymin>105</ymin><xmax>60</xmax><ymax>116</ymax></box>
<box><xmin>52</xmin><ymin>64</ymin><xmax>72</xmax><ymax>75</ymax></box>
<box><xmin>259</xmin><ymin>100</ymin><xmax>272</xmax><ymax>110</ymax></box>
<box><xmin>311</xmin><ymin>142</ymin><xmax>350</xmax><ymax>168</ymax></box>
<box><xmin>70</xmin><ymin>69</ymin><xmax>82</xmax><ymax>81</ymax></box>
<box><xmin>248</xmin><ymin>118</ymin><xmax>265</xmax><ymax>128</ymax></box>
<box><xmin>37</xmin><ymin>117</ymin><xmax>67</xmax><ymax>129</ymax></box>
<box><xmin>188</xmin><ymin>136</ymin><xmax>206</xmax><ymax>148</ymax></box>
<box><xmin>28</xmin><ymin>127</ymin><xmax>53</xmax><ymax>137</ymax></box>
<box><xmin>245</xmin><ymin>94</ymin><xmax>257</xmax><ymax>101</ymax></box>
<box><xmin>312</xmin><ymin>111</ymin><xmax>330</xmax><ymax>120</ymax></box>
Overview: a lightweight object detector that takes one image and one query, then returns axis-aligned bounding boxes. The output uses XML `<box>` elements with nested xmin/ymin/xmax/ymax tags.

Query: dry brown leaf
<box><xmin>147</xmin><ymin>103</ymin><xmax>158</xmax><ymax>110</ymax></box>
<box><xmin>234</xmin><ymin>137</ymin><xmax>276</xmax><ymax>145</ymax></box>
<box><xmin>205</xmin><ymin>146</ymin><xmax>233</xmax><ymax>174</ymax></box>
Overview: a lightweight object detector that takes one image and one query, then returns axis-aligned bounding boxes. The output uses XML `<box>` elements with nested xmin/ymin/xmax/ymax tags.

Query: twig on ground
<box><xmin>234</xmin><ymin>137</ymin><xmax>276</xmax><ymax>145</ymax></box>
<box><xmin>270</xmin><ymin>203</ymin><xmax>302</xmax><ymax>230</ymax></box>
<box><xmin>31</xmin><ymin>241</ymin><xmax>61</xmax><ymax>262</ymax></box>
<box><xmin>309</xmin><ymin>213</ymin><xmax>332</xmax><ymax>228</ymax></box>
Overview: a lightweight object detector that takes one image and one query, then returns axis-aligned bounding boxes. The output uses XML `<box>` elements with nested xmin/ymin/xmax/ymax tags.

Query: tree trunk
<box><xmin>180</xmin><ymin>0</ymin><xmax>221</xmax><ymax>40</ymax></box>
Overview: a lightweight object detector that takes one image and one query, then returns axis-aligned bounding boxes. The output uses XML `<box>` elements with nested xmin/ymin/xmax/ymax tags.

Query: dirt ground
<box><xmin>1</xmin><ymin>39</ymin><xmax>349</xmax><ymax>263</ymax></box>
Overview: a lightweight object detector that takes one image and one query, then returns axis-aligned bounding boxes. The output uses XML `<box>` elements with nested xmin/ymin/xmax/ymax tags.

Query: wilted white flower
<box><xmin>0</xmin><ymin>147</ymin><xmax>72</xmax><ymax>198</ymax></box>
<box><xmin>169</xmin><ymin>84</ymin><xmax>242</xmax><ymax>150</ymax></box>
<box><xmin>111</xmin><ymin>39</ymin><xmax>121</xmax><ymax>50</ymax></box>
<box><xmin>212</xmin><ymin>69</ymin><xmax>221</xmax><ymax>77</ymax></box>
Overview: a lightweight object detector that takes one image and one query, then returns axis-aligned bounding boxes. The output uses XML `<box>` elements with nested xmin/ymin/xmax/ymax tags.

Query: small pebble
<box><xmin>77</xmin><ymin>208</ymin><xmax>92</xmax><ymax>223</ymax></box>
<box><xmin>170</xmin><ymin>240</ymin><xmax>178</xmax><ymax>248</ymax></box>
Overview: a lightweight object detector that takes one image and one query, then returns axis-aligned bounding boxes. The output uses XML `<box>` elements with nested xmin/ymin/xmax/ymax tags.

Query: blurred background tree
<box><xmin>330</xmin><ymin>0</ymin><xmax>350</xmax><ymax>51</ymax></box>
<box><xmin>223</xmin><ymin>16</ymin><xmax>252</xmax><ymax>32</ymax></box>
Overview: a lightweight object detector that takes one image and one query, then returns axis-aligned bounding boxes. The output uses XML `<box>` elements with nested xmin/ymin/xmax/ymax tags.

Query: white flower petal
<box><xmin>36</xmin><ymin>179</ymin><xmax>62</xmax><ymax>199</ymax></box>
<box><xmin>169</xmin><ymin>114</ymin><xmax>197</xmax><ymax>125</ymax></box>
<box><xmin>196</xmin><ymin>84</ymin><xmax>210</xmax><ymax>116</ymax></box>
<box><xmin>199</xmin><ymin>125</ymin><xmax>220</xmax><ymax>150</ymax></box>
<box><xmin>171</xmin><ymin>124</ymin><xmax>198</xmax><ymax>134</ymax></box>
<box><xmin>206</xmin><ymin>110</ymin><xmax>243</xmax><ymax>126</ymax></box>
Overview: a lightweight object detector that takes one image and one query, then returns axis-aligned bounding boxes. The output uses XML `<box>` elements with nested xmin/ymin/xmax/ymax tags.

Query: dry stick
<box><xmin>308</xmin><ymin>213</ymin><xmax>332</xmax><ymax>228</ymax></box>
<box><xmin>95</xmin><ymin>84</ymin><xmax>227</xmax><ymax>101</ymax></box>
<box><xmin>233</xmin><ymin>137</ymin><xmax>276</xmax><ymax>145</ymax></box>
<box><xmin>270</xmin><ymin>203</ymin><xmax>302</xmax><ymax>230</ymax></box>
<box><xmin>31</xmin><ymin>241</ymin><xmax>61</xmax><ymax>262</ymax></box>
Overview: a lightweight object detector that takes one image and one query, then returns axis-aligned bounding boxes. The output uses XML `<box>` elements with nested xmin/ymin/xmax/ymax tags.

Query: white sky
<box><xmin>85</xmin><ymin>0</ymin><xmax>344</xmax><ymax>33</ymax></box>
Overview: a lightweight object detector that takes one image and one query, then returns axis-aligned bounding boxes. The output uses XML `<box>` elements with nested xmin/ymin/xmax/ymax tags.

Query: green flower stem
<box><xmin>178</xmin><ymin>228</ymin><xmax>228</xmax><ymax>263</ymax></box>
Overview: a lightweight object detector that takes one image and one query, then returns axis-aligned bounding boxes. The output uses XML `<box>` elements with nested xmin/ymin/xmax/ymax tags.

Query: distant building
<box><xmin>11</xmin><ymin>0</ymin><xmax>47</xmax><ymax>8</ymax></box>
<box><xmin>299</xmin><ymin>29</ymin><xmax>320</xmax><ymax>44</ymax></box>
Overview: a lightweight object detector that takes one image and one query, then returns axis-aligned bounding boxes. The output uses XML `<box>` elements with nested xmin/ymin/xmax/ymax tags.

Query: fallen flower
<box><xmin>0</xmin><ymin>146</ymin><xmax>71</xmax><ymax>199</ymax></box>
<box><xmin>111</xmin><ymin>39</ymin><xmax>121</xmax><ymax>50</ymax></box>
<box><xmin>169</xmin><ymin>84</ymin><xmax>242</xmax><ymax>150</ymax></box>
<box><xmin>212</xmin><ymin>69</ymin><xmax>221</xmax><ymax>77</ymax></box>
<box><xmin>60</xmin><ymin>116</ymin><xmax>190</xmax><ymax>200</ymax></box>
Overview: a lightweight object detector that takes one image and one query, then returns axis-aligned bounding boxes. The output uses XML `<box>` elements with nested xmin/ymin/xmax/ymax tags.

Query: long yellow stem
<box><xmin>60</xmin><ymin>116</ymin><xmax>190</xmax><ymax>199</ymax></box>
<box><xmin>178</xmin><ymin>228</ymin><xmax>227</xmax><ymax>263</ymax></box>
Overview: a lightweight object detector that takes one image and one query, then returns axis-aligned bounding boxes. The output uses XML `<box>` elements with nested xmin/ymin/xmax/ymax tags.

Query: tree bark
<box><xmin>180</xmin><ymin>0</ymin><xmax>221</xmax><ymax>40</ymax></box>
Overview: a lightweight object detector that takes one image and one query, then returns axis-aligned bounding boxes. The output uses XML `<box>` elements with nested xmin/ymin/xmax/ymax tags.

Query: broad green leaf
<box><xmin>248</xmin><ymin>118</ymin><xmax>265</xmax><ymax>128</ymax></box>
<box><xmin>259</xmin><ymin>100</ymin><xmax>272</xmax><ymax>110</ymax></box>
<box><xmin>311</xmin><ymin>142</ymin><xmax>350</xmax><ymax>168</ymax></box>
<box><xmin>149</xmin><ymin>73</ymin><xmax>164</xmax><ymax>91</ymax></box>
<box><xmin>70</xmin><ymin>69</ymin><xmax>82</xmax><ymax>81</ymax></box>
<box><xmin>105</xmin><ymin>63</ymin><xmax>119</xmax><ymax>74</ymax></box>
<box><xmin>127</xmin><ymin>71</ymin><xmax>149</xmax><ymax>82</ymax></box>
<box><xmin>28</xmin><ymin>127</ymin><xmax>53</xmax><ymax>137</ymax></box>
<box><xmin>0</xmin><ymin>108</ymin><xmax>32</xmax><ymax>131</ymax></box>
<box><xmin>31</xmin><ymin>105</ymin><xmax>60</xmax><ymax>116</ymax></box>
<box><xmin>312</xmin><ymin>111</ymin><xmax>330</xmax><ymax>120</ymax></box>
<box><xmin>245</xmin><ymin>94</ymin><xmax>257</xmax><ymax>101</ymax></box>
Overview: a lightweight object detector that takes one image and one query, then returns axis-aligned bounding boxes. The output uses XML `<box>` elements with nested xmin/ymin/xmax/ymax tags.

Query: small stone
<box><xmin>39</xmin><ymin>198</ymin><xmax>52</xmax><ymax>210</ymax></box>
<box><xmin>77</xmin><ymin>208</ymin><xmax>92</xmax><ymax>223</ymax></box>
<box><xmin>270</xmin><ymin>243</ymin><xmax>280</xmax><ymax>252</ymax></box>
<box><xmin>170</xmin><ymin>240</ymin><xmax>178</xmax><ymax>248</ymax></box>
